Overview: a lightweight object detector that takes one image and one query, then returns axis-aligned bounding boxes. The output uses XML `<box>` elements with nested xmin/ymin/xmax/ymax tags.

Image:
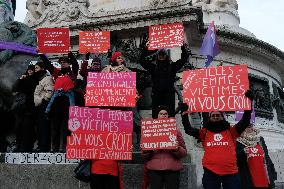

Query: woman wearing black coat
<box><xmin>12</xmin><ymin>65</ymin><xmax>38</xmax><ymax>152</ymax></box>
<box><xmin>139</xmin><ymin>46</ymin><xmax>189</xmax><ymax>118</ymax></box>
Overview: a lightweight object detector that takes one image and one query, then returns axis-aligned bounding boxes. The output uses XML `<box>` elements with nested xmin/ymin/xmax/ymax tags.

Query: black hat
<box><xmin>27</xmin><ymin>64</ymin><xmax>35</xmax><ymax>71</ymax></box>
<box><xmin>156</xmin><ymin>105</ymin><xmax>170</xmax><ymax>114</ymax></box>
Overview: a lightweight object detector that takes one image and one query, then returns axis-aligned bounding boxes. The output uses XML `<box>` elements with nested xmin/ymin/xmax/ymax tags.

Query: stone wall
<box><xmin>0</xmin><ymin>152</ymin><xmax>196</xmax><ymax>189</ymax></box>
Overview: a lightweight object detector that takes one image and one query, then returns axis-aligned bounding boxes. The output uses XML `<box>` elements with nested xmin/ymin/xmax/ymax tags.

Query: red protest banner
<box><xmin>85</xmin><ymin>72</ymin><xmax>136</xmax><ymax>107</ymax></box>
<box><xmin>37</xmin><ymin>28</ymin><xmax>70</xmax><ymax>53</ymax></box>
<box><xmin>148</xmin><ymin>22</ymin><xmax>184</xmax><ymax>50</ymax></box>
<box><xmin>79</xmin><ymin>31</ymin><xmax>110</xmax><ymax>54</ymax></box>
<box><xmin>66</xmin><ymin>106</ymin><xmax>133</xmax><ymax>160</ymax></box>
<box><xmin>140</xmin><ymin>118</ymin><xmax>178</xmax><ymax>150</ymax></box>
<box><xmin>183</xmin><ymin>65</ymin><xmax>251</xmax><ymax>112</ymax></box>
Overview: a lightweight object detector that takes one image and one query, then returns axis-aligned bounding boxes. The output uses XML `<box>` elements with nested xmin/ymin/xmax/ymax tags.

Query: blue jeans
<box><xmin>202</xmin><ymin>168</ymin><xmax>241</xmax><ymax>189</ymax></box>
<box><xmin>45</xmin><ymin>89</ymin><xmax>75</xmax><ymax>114</ymax></box>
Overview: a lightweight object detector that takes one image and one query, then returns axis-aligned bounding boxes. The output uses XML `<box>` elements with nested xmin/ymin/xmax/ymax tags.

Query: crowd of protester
<box><xmin>1</xmin><ymin>43</ymin><xmax>277</xmax><ymax>189</ymax></box>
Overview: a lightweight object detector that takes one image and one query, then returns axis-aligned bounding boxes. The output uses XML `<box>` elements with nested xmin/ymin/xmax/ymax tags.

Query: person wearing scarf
<box><xmin>33</xmin><ymin>61</ymin><xmax>54</xmax><ymax>152</ymax></box>
<box><xmin>237</xmin><ymin>125</ymin><xmax>277</xmax><ymax>189</ymax></box>
<box><xmin>181</xmin><ymin>90</ymin><xmax>254</xmax><ymax>189</ymax></box>
<box><xmin>101</xmin><ymin>51</ymin><xmax>131</xmax><ymax>73</ymax></box>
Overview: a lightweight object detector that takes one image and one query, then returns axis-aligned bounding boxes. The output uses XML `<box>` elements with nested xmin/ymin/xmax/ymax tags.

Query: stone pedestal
<box><xmin>0</xmin><ymin>152</ymin><xmax>196</xmax><ymax>189</ymax></box>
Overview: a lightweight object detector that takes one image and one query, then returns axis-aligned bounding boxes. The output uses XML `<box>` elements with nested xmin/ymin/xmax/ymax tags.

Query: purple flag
<box><xmin>235</xmin><ymin>111</ymin><xmax>255</xmax><ymax>124</ymax></box>
<box><xmin>199</xmin><ymin>22</ymin><xmax>220</xmax><ymax>67</ymax></box>
<box><xmin>0</xmin><ymin>41</ymin><xmax>37</xmax><ymax>55</ymax></box>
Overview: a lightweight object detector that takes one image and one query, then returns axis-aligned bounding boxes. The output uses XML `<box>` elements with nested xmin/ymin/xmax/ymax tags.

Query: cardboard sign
<box><xmin>79</xmin><ymin>31</ymin><xmax>110</xmax><ymax>54</ymax></box>
<box><xmin>235</xmin><ymin>111</ymin><xmax>255</xmax><ymax>123</ymax></box>
<box><xmin>85</xmin><ymin>72</ymin><xmax>136</xmax><ymax>107</ymax></box>
<box><xmin>4</xmin><ymin>153</ymin><xmax>79</xmax><ymax>164</ymax></box>
<box><xmin>66</xmin><ymin>106</ymin><xmax>133</xmax><ymax>160</ymax></box>
<box><xmin>183</xmin><ymin>65</ymin><xmax>251</xmax><ymax>112</ymax></box>
<box><xmin>140</xmin><ymin>118</ymin><xmax>178</xmax><ymax>150</ymax></box>
<box><xmin>148</xmin><ymin>22</ymin><xmax>184</xmax><ymax>50</ymax></box>
<box><xmin>37</xmin><ymin>28</ymin><xmax>70</xmax><ymax>53</ymax></box>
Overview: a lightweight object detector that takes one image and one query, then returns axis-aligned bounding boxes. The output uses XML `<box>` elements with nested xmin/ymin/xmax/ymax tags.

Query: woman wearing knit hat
<box><xmin>236</xmin><ymin>125</ymin><xmax>277</xmax><ymax>189</ymax></box>
<box><xmin>101</xmin><ymin>51</ymin><xmax>131</xmax><ymax>72</ymax></box>
<box><xmin>181</xmin><ymin>90</ymin><xmax>255</xmax><ymax>189</ymax></box>
<box><xmin>89</xmin><ymin>51</ymin><xmax>130</xmax><ymax>189</ymax></box>
<box><xmin>142</xmin><ymin>105</ymin><xmax>187</xmax><ymax>189</ymax></box>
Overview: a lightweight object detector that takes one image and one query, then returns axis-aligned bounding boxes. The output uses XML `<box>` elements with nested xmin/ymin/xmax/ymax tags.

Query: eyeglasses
<box><xmin>116</xmin><ymin>56</ymin><xmax>123</xmax><ymax>59</ymax></box>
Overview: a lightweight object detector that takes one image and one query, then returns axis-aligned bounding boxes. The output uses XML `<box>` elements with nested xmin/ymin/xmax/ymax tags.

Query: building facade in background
<box><xmin>24</xmin><ymin>0</ymin><xmax>284</xmax><ymax>187</ymax></box>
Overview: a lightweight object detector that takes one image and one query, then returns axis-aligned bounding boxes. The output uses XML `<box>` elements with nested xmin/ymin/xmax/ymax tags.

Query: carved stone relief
<box><xmin>192</xmin><ymin>0</ymin><xmax>237</xmax><ymax>10</ymax></box>
<box><xmin>272</xmin><ymin>83</ymin><xmax>284</xmax><ymax>123</ymax></box>
<box><xmin>24</xmin><ymin>0</ymin><xmax>194</xmax><ymax>29</ymax></box>
<box><xmin>148</xmin><ymin>0</ymin><xmax>183</xmax><ymax>7</ymax></box>
<box><xmin>249</xmin><ymin>74</ymin><xmax>273</xmax><ymax>119</ymax></box>
<box><xmin>25</xmin><ymin>0</ymin><xmax>90</xmax><ymax>27</ymax></box>
<box><xmin>192</xmin><ymin>0</ymin><xmax>238</xmax><ymax>17</ymax></box>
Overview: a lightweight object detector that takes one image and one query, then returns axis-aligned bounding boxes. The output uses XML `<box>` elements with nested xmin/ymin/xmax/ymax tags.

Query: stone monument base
<box><xmin>0</xmin><ymin>152</ymin><xmax>196</xmax><ymax>189</ymax></box>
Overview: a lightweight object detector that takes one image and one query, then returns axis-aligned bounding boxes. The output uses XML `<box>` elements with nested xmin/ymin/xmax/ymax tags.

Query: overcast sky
<box><xmin>14</xmin><ymin>0</ymin><xmax>284</xmax><ymax>51</ymax></box>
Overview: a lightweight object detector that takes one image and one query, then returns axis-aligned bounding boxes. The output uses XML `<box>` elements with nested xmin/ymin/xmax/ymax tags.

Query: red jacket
<box><xmin>200</xmin><ymin>127</ymin><xmax>240</xmax><ymax>175</ymax></box>
<box><xmin>91</xmin><ymin>160</ymin><xmax>123</xmax><ymax>189</ymax></box>
<box><xmin>54</xmin><ymin>74</ymin><xmax>75</xmax><ymax>91</ymax></box>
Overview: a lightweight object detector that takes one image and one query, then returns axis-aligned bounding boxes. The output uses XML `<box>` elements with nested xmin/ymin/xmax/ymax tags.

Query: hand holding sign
<box><xmin>148</xmin><ymin>22</ymin><xmax>184</xmax><ymax>50</ymax></box>
<box><xmin>245</xmin><ymin>89</ymin><xmax>254</xmax><ymax>101</ymax></box>
<box><xmin>141</xmin><ymin>118</ymin><xmax>178</xmax><ymax>150</ymax></box>
<box><xmin>37</xmin><ymin>28</ymin><xmax>70</xmax><ymax>53</ymax></box>
<box><xmin>179</xmin><ymin>103</ymin><xmax>189</xmax><ymax>115</ymax></box>
<box><xmin>66</xmin><ymin>106</ymin><xmax>133</xmax><ymax>160</ymax></box>
<box><xmin>79</xmin><ymin>31</ymin><xmax>110</xmax><ymax>54</ymax></box>
<box><xmin>183</xmin><ymin>65</ymin><xmax>250</xmax><ymax>112</ymax></box>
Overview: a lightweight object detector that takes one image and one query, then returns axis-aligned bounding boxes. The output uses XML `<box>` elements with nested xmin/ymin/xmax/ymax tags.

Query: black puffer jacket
<box><xmin>12</xmin><ymin>74</ymin><xmax>38</xmax><ymax>111</ymax></box>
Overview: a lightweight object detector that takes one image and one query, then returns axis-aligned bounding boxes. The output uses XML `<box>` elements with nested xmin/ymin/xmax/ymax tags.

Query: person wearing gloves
<box><xmin>181</xmin><ymin>90</ymin><xmax>254</xmax><ymax>189</ymax></box>
<box><xmin>80</xmin><ymin>52</ymin><xmax>102</xmax><ymax>81</ymax></box>
<box><xmin>139</xmin><ymin>43</ymin><xmax>189</xmax><ymax>118</ymax></box>
<box><xmin>236</xmin><ymin>124</ymin><xmax>277</xmax><ymax>189</ymax></box>
<box><xmin>142</xmin><ymin>105</ymin><xmax>187</xmax><ymax>189</ymax></box>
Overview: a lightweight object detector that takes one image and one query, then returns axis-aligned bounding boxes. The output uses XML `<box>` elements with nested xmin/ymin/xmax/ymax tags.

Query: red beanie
<box><xmin>111</xmin><ymin>52</ymin><xmax>123</xmax><ymax>62</ymax></box>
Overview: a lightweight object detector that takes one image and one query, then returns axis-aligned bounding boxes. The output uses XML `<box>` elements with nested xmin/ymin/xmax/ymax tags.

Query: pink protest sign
<box><xmin>148</xmin><ymin>22</ymin><xmax>184</xmax><ymax>50</ymax></box>
<box><xmin>37</xmin><ymin>28</ymin><xmax>70</xmax><ymax>53</ymax></box>
<box><xmin>140</xmin><ymin>118</ymin><xmax>178</xmax><ymax>150</ymax></box>
<box><xmin>85</xmin><ymin>72</ymin><xmax>136</xmax><ymax>107</ymax></box>
<box><xmin>183</xmin><ymin>65</ymin><xmax>251</xmax><ymax>112</ymax></box>
<box><xmin>66</xmin><ymin>106</ymin><xmax>133</xmax><ymax>160</ymax></box>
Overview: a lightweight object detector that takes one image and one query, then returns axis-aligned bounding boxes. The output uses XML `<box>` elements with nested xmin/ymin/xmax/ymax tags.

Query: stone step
<box><xmin>0</xmin><ymin>153</ymin><xmax>195</xmax><ymax>189</ymax></box>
